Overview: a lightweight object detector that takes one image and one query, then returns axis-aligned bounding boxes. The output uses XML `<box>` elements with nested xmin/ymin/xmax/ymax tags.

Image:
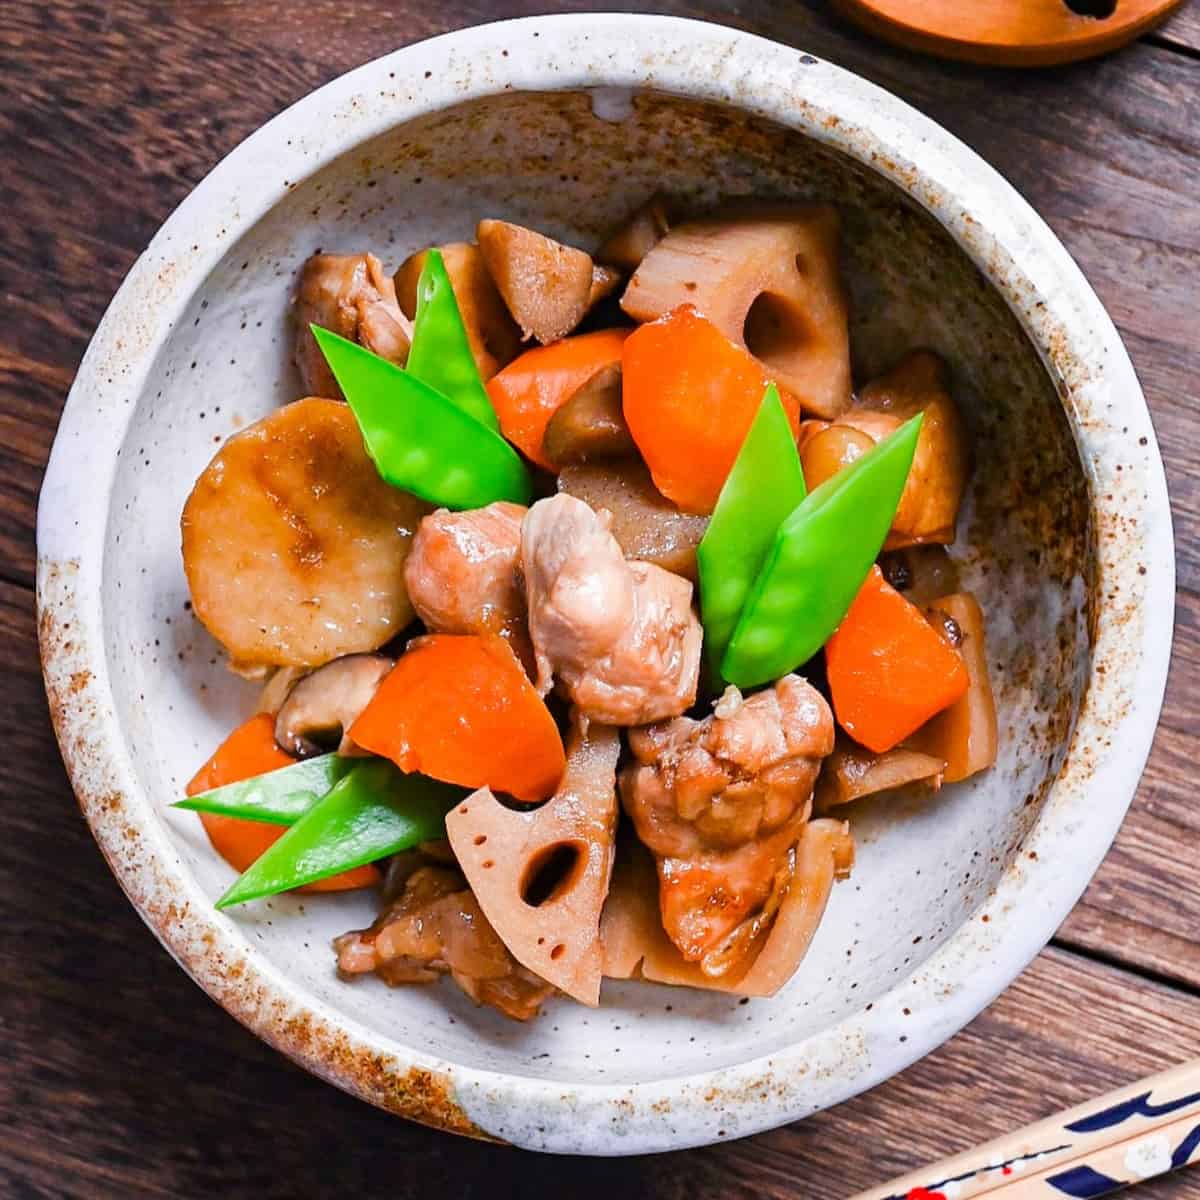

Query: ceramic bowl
<box><xmin>37</xmin><ymin>14</ymin><xmax>1173</xmax><ymax>1154</ymax></box>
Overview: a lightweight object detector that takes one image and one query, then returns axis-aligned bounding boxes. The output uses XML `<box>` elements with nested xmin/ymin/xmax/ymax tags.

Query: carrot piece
<box><xmin>187</xmin><ymin>713</ymin><xmax>292</xmax><ymax>795</ymax></box>
<box><xmin>186</xmin><ymin>714</ymin><xmax>380</xmax><ymax>892</ymax></box>
<box><xmin>350</xmin><ymin>634</ymin><xmax>566</xmax><ymax>802</ymax></box>
<box><xmin>486</xmin><ymin>328</ymin><xmax>629</xmax><ymax>470</ymax></box>
<box><xmin>621</xmin><ymin>305</ymin><xmax>800</xmax><ymax>514</ymax></box>
<box><xmin>825</xmin><ymin>566</ymin><xmax>969</xmax><ymax>754</ymax></box>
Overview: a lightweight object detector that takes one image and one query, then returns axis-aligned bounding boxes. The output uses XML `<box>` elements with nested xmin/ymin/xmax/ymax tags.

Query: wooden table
<box><xmin>3</xmin><ymin>3</ymin><xmax>1197</xmax><ymax>1195</ymax></box>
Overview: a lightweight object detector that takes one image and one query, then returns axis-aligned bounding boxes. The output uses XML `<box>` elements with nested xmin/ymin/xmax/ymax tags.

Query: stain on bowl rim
<box><xmin>36</xmin><ymin>14</ymin><xmax>1173</xmax><ymax>1154</ymax></box>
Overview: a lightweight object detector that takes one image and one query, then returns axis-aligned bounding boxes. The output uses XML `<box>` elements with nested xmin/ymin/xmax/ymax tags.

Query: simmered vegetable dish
<box><xmin>178</xmin><ymin>200</ymin><xmax>998</xmax><ymax>1019</ymax></box>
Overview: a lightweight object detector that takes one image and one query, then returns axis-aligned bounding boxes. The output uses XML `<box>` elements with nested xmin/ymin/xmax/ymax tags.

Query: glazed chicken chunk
<box><xmin>334</xmin><ymin>865</ymin><xmax>553</xmax><ymax>1022</ymax></box>
<box><xmin>293</xmin><ymin>252</ymin><xmax>413</xmax><ymax>399</ymax></box>
<box><xmin>404</xmin><ymin>502</ymin><xmax>530</xmax><ymax>660</ymax></box>
<box><xmin>621</xmin><ymin>676</ymin><xmax>835</xmax><ymax>972</ymax></box>
<box><xmin>521</xmin><ymin>494</ymin><xmax>702</xmax><ymax>725</ymax></box>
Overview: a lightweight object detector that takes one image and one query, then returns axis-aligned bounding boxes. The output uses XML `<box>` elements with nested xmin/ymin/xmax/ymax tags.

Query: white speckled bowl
<box><xmin>37</xmin><ymin>15</ymin><xmax>1173</xmax><ymax>1154</ymax></box>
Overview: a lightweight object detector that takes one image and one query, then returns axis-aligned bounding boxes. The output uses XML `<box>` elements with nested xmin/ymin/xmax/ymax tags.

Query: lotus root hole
<box><xmin>520</xmin><ymin>841</ymin><xmax>586</xmax><ymax>908</ymax></box>
<box><xmin>550</xmin><ymin>944</ymin><xmax>566</xmax><ymax>961</ymax></box>
<box><xmin>473</xmin><ymin>834</ymin><xmax>487</xmax><ymax>846</ymax></box>
<box><xmin>743</xmin><ymin>290</ymin><xmax>810</xmax><ymax>377</ymax></box>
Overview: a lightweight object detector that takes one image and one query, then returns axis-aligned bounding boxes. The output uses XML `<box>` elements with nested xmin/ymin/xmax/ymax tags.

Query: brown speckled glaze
<box><xmin>36</xmin><ymin>16</ymin><xmax>1172</xmax><ymax>1154</ymax></box>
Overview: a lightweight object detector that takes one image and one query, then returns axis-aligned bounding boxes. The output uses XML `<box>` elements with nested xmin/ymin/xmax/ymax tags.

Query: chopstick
<box><xmin>851</xmin><ymin>1059</ymin><xmax>1200</xmax><ymax>1200</ymax></box>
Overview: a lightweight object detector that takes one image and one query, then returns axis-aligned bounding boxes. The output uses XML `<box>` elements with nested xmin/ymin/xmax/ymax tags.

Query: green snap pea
<box><xmin>214</xmin><ymin>760</ymin><xmax>463</xmax><ymax>909</ymax></box>
<box><xmin>697</xmin><ymin>384</ymin><xmax>806</xmax><ymax>683</ymax></box>
<box><xmin>722</xmin><ymin>413</ymin><xmax>924</xmax><ymax>689</ymax></box>
<box><xmin>407</xmin><ymin>248</ymin><xmax>499</xmax><ymax>432</ymax></box>
<box><xmin>312</xmin><ymin>326</ymin><xmax>531</xmax><ymax>509</ymax></box>
<box><xmin>174</xmin><ymin>753</ymin><xmax>350</xmax><ymax>825</ymax></box>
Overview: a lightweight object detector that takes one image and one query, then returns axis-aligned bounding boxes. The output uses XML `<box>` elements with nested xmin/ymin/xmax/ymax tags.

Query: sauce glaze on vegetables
<box><xmin>177</xmin><ymin>202</ymin><xmax>998</xmax><ymax>1022</ymax></box>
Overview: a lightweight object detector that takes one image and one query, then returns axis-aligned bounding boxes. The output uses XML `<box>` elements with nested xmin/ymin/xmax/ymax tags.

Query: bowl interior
<box><xmin>100</xmin><ymin>89</ymin><xmax>1090</xmax><ymax>1085</ymax></box>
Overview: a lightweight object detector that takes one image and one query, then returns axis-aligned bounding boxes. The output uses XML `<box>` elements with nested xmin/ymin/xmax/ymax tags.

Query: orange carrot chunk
<box><xmin>486</xmin><ymin>328</ymin><xmax>629</xmax><ymax>470</ymax></box>
<box><xmin>187</xmin><ymin>713</ymin><xmax>293</xmax><ymax>795</ymax></box>
<box><xmin>825</xmin><ymin>566</ymin><xmax>969</xmax><ymax>754</ymax></box>
<box><xmin>621</xmin><ymin>305</ymin><xmax>800</xmax><ymax>514</ymax></box>
<box><xmin>350</xmin><ymin>634</ymin><xmax>565</xmax><ymax>802</ymax></box>
<box><xmin>186</xmin><ymin>714</ymin><xmax>381</xmax><ymax>892</ymax></box>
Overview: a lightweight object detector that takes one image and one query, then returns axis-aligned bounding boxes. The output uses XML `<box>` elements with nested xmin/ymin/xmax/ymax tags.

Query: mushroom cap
<box><xmin>274</xmin><ymin>653</ymin><xmax>395</xmax><ymax>757</ymax></box>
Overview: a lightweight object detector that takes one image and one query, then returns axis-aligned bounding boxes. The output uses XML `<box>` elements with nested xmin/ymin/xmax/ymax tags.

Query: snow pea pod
<box><xmin>722</xmin><ymin>413</ymin><xmax>923</xmax><ymax>689</ymax></box>
<box><xmin>214</xmin><ymin>759</ymin><xmax>463</xmax><ymax>909</ymax></box>
<box><xmin>312</xmin><ymin>326</ymin><xmax>531</xmax><ymax>509</ymax></box>
<box><xmin>697</xmin><ymin>384</ymin><xmax>806</xmax><ymax>682</ymax></box>
<box><xmin>407</xmin><ymin>248</ymin><xmax>499</xmax><ymax>431</ymax></box>
<box><xmin>174</xmin><ymin>753</ymin><xmax>350</xmax><ymax>825</ymax></box>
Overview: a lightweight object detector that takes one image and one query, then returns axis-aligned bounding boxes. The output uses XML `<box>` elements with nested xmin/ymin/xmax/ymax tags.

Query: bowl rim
<box><xmin>36</xmin><ymin>12</ymin><xmax>1175</xmax><ymax>1155</ymax></box>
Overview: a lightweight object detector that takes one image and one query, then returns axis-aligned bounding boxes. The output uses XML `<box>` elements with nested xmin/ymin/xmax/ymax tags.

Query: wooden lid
<box><xmin>832</xmin><ymin>0</ymin><xmax>1185</xmax><ymax>66</ymax></box>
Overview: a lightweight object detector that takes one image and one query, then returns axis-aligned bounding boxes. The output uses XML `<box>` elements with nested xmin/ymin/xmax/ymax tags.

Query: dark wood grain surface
<box><xmin>1158</xmin><ymin>2</ymin><xmax>1200</xmax><ymax>47</ymax></box>
<box><xmin>3</xmin><ymin>3</ymin><xmax>1197</xmax><ymax>1196</ymax></box>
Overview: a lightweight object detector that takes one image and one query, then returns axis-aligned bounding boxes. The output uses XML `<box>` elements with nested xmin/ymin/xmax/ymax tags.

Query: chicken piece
<box><xmin>597</xmin><ymin>195</ymin><xmax>673</xmax><ymax>273</ymax></box>
<box><xmin>730</xmin><ymin>817</ymin><xmax>853</xmax><ymax>993</ymax></box>
<box><xmin>621</xmin><ymin>205</ymin><xmax>851</xmax><ymax>418</ymax></box>
<box><xmin>182</xmin><ymin>398</ymin><xmax>426</xmax><ymax>671</ymax></box>
<box><xmin>814</xmin><ymin>736</ymin><xmax>945</xmax><ymax>813</ymax></box>
<box><xmin>477</xmin><ymin>219</ymin><xmax>596</xmax><ymax>345</ymax></box>
<box><xmin>620</xmin><ymin>676</ymin><xmax>834</xmax><ymax>970</ymax></box>
<box><xmin>626</xmin><ymin>679</ymin><xmax>833</xmax><ymax>852</ymax></box>
<box><xmin>557</xmin><ymin>461</ymin><xmax>709</xmax><ymax>582</ymax></box>
<box><xmin>334</xmin><ymin>866</ymin><xmax>553</xmax><ymax>1021</ymax></box>
<box><xmin>521</xmin><ymin>494</ymin><xmax>701</xmax><ymax>725</ymax></box>
<box><xmin>293</xmin><ymin>253</ymin><xmax>412</xmax><ymax>398</ymax></box>
<box><xmin>403</xmin><ymin>502</ymin><xmax>530</xmax><ymax>663</ymax></box>
<box><xmin>446</xmin><ymin>714</ymin><xmax>620</xmax><ymax>1006</ymax></box>
<box><xmin>394</xmin><ymin>242</ymin><xmax>522</xmax><ymax>380</ymax></box>
<box><xmin>602</xmin><ymin>818</ymin><xmax>852</xmax><ymax>996</ymax></box>
<box><xmin>543</xmin><ymin>363</ymin><xmax>636</xmax><ymax>467</ymax></box>
<box><xmin>841</xmin><ymin>350</ymin><xmax>970</xmax><ymax>549</ymax></box>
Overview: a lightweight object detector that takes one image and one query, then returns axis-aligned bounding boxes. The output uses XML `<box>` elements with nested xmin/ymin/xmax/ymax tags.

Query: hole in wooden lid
<box><xmin>1063</xmin><ymin>0</ymin><xmax>1117</xmax><ymax>16</ymax></box>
